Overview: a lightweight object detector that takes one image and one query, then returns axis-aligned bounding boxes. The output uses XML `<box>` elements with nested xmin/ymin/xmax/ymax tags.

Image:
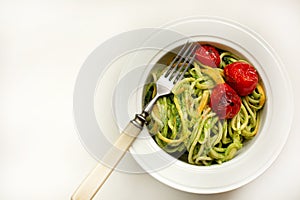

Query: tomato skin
<box><xmin>210</xmin><ymin>83</ymin><xmax>241</xmax><ymax>119</ymax></box>
<box><xmin>195</xmin><ymin>45</ymin><xmax>220</xmax><ymax>68</ymax></box>
<box><xmin>224</xmin><ymin>62</ymin><xmax>258</xmax><ymax>96</ymax></box>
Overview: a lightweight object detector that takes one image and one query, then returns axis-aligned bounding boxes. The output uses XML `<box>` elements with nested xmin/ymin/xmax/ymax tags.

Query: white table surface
<box><xmin>1</xmin><ymin>0</ymin><xmax>300</xmax><ymax>199</ymax></box>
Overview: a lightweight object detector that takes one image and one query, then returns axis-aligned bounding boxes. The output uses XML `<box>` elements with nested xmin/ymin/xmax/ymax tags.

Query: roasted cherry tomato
<box><xmin>195</xmin><ymin>45</ymin><xmax>220</xmax><ymax>68</ymax></box>
<box><xmin>224</xmin><ymin>62</ymin><xmax>258</xmax><ymax>96</ymax></box>
<box><xmin>210</xmin><ymin>83</ymin><xmax>241</xmax><ymax>119</ymax></box>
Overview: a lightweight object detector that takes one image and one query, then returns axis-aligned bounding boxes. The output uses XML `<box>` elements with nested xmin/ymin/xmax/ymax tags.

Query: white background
<box><xmin>1</xmin><ymin>0</ymin><xmax>300</xmax><ymax>199</ymax></box>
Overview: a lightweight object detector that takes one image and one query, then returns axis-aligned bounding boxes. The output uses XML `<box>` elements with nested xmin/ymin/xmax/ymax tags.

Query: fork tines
<box><xmin>165</xmin><ymin>42</ymin><xmax>197</xmax><ymax>83</ymax></box>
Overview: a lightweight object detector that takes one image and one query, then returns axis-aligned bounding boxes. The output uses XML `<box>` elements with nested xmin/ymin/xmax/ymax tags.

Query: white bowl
<box><xmin>129</xmin><ymin>17</ymin><xmax>293</xmax><ymax>194</ymax></box>
<box><xmin>74</xmin><ymin>16</ymin><xmax>293</xmax><ymax>194</ymax></box>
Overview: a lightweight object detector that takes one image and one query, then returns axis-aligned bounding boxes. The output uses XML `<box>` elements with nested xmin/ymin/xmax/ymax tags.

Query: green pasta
<box><xmin>144</xmin><ymin>46</ymin><xmax>266</xmax><ymax>166</ymax></box>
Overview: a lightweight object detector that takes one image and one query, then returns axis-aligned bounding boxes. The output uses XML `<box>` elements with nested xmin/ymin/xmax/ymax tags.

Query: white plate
<box><xmin>74</xmin><ymin>16</ymin><xmax>294</xmax><ymax>194</ymax></box>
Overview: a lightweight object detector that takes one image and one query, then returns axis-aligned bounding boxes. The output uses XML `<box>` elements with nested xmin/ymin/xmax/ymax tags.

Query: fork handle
<box><xmin>71</xmin><ymin>114</ymin><xmax>147</xmax><ymax>200</ymax></box>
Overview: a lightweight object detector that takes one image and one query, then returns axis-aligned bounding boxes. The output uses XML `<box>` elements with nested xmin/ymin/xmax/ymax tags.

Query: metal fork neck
<box><xmin>143</xmin><ymin>94</ymin><xmax>159</xmax><ymax>114</ymax></box>
<box><xmin>131</xmin><ymin>93</ymin><xmax>160</xmax><ymax>129</ymax></box>
<box><xmin>131</xmin><ymin>111</ymin><xmax>148</xmax><ymax>129</ymax></box>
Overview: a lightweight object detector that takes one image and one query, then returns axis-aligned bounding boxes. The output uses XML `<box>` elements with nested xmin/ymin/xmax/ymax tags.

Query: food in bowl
<box><xmin>143</xmin><ymin>43</ymin><xmax>266</xmax><ymax>166</ymax></box>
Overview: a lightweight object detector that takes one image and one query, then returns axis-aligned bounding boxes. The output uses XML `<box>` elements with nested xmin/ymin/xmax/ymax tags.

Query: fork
<box><xmin>71</xmin><ymin>42</ymin><xmax>197</xmax><ymax>200</ymax></box>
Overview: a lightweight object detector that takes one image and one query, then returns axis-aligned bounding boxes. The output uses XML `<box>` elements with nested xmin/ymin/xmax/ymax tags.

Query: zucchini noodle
<box><xmin>144</xmin><ymin>47</ymin><xmax>266</xmax><ymax>166</ymax></box>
